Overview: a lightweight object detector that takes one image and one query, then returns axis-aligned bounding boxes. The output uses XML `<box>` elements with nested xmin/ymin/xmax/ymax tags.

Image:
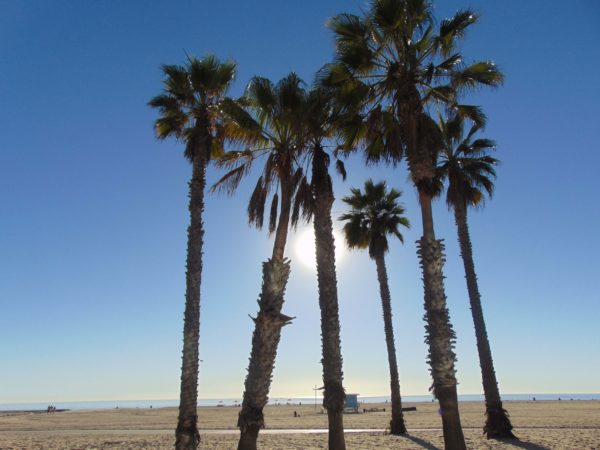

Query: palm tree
<box><xmin>298</xmin><ymin>87</ymin><xmax>349</xmax><ymax>449</ymax></box>
<box><xmin>148</xmin><ymin>54</ymin><xmax>238</xmax><ymax>450</ymax></box>
<box><xmin>435</xmin><ymin>114</ymin><xmax>516</xmax><ymax>438</ymax></box>
<box><xmin>339</xmin><ymin>180</ymin><xmax>410</xmax><ymax>435</ymax></box>
<box><xmin>213</xmin><ymin>73</ymin><xmax>305</xmax><ymax>450</ymax></box>
<box><xmin>322</xmin><ymin>2</ymin><xmax>503</xmax><ymax>448</ymax></box>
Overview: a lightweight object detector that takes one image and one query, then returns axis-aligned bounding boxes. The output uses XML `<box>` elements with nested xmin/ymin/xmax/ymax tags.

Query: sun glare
<box><xmin>294</xmin><ymin>227</ymin><xmax>346</xmax><ymax>270</ymax></box>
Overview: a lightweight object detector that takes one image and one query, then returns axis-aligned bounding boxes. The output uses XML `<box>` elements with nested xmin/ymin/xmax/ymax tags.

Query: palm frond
<box><xmin>454</xmin><ymin>104</ymin><xmax>487</xmax><ymax>128</ymax></box>
<box><xmin>414</xmin><ymin>23</ymin><xmax>434</xmax><ymax>54</ymax></box>
<box><xmin>246</xmin><ymin>77</ymin><xmax>277</xmax><ymax>123</ymax></box>
<box><xmin>214</xmin><ymin>149</ymin><xmax>254</xmax><ymax>169</ymax></box>
<box><xmin>268</xmin><ymin>192</ymin><xmax>279</xmax><ymax>234</ymax></box>
<box><xmin>444</xmin><ymin>114</ymin><xmax>464</xmax><ymax>142</ymax></box>
<box><xmin>215</xmin><ymin>59</ymin><xmax>237</xmax><ymax>90</ymax></box>
<box><xmin>468</xmin><ymin>138</ymin><xmax>496</xmax><ymax>153</ymax></box>
<box><xmin>220</xmin><ymin>97</ymin><xmax>264</xmax><ymax>145</ymax></box>
<box><xmin>335</xmin><ymin>159</ymin><xmax>347</xmax><ymax>181</ymax></box>
<box><xmin>328</xmin><ymin>13</ymin><xmax>368</xmax><ymax>46</ymax></box>
<box><xmin>153</xmin><ymin>115</ymin><xmax>187</xmax><ymax>140</ymax></box>
<box><xmin>405</xmin><ymin>0</ymin><xmax>434</xmax><ymax>30</ymax></box>
<box><xmin>160</xmin><ymin>64</ymin><xmax>193</xmax><ymax>102</ymax></box>
<box><xmin>291</xmin><ymin>176</ymin><xmax>314</xmax><ymax>227</ymax></box>
<box><xmin>211</xmin><ymin>162</ymin><xmax>252</xmax><ymax>195</ymax></box>
<box><xmin>453</xmin><ymin>61</ymin><xmax>504</xmax><ymax>90</ymax></box>
<box><xmin>437</xmin><ymin>9</ymin><xmax>478</xmax><ymax>55</ymax></box>
<box><xmin>316</xmin><ymin>63</ymin><xmax>353</xmax><ymax>88</ymax></box>
<box><xmin>291</xmin><ymin>167</ymin><xmax>304</xmax><ymax>191</ymax></box>
<box><xmin>277</xmin><ymin>72</ymin><xmax>305</xmax><ymax>114</ymax></box>
<box><xmin>422</xmin><ymin>84</ymin><xmax>456</xmax><ymax>104</ymax></box>
<box><xmin>247</xmin><ymin>176</ymin><xmax>268</xmax><ymax>229</ymax></box>
<box><xmin>435</xmin><ymin>53</ymin><xmax>462</xmax><ymax>72</ymax></box>
<box><xmin>147</xmin><ymin>94</ymin><xmax>181</xmax><ymax>113</ymax></box>
<box><xmin>371</xmin><ymin>0</ymin><xmax>404</xmax><ymax>32</ymax></box>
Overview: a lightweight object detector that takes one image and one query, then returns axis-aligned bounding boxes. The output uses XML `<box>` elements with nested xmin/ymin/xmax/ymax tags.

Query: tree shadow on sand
<box><xmin>400</xmin><ymin>435</ymin><xmax>550</xmax><ymax>450</ymax></box>
<box><xmin>495</xmin><ymin>438</ymin><xmax>550</xmax><ymax>450</ymax></box>
<box><xmin>402</xmin><ymin>435</ymin><xmax>439</xmax><ymax>450</ymax></box>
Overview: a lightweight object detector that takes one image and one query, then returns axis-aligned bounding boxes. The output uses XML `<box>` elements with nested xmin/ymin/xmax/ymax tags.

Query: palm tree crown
<box><xmin>340</xmin><ymin>179</ymin><xmax>410</xmax><ymax>435</ymax></box>
<box><xmin>340</xmin><ymin>180</ymin><xmax>409</xmax><ymax>258</ymax></box>
<box><xmin>322</xmin><ymin>0</ymin><xmax>502</xmax><ymax>184</ymax></box>
<box><xmin>148</xmin><ymin>54</ymin><xmax>237</xmax><ymax>161</ymax></box>
<box><xmin>214</xmin><ymin>73</ymin><xmax>307</xmax><ymax>238</ymax></box>
<box><xmin>435</xmin><ymin>115</ymin><xmax>498</xmax><ymax>209</ymax></box>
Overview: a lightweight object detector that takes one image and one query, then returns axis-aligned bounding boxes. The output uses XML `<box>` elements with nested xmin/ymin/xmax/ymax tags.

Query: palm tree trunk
<box><xmin>453</xmin><ymin>202</ymin><xmax>516</xmax><ymax>439</ymax></box>
<box><xmin>417</xmin><ymin>189</ymin><xmax>466</xmax><ymax>450</ymax></box>
<box><xmin>404</xmin><ymin>105</ymin><xmax>466</xmax><ymax>450</ymax></box>
<box><xmin>237</xmin><ymin>182</ymin><xmax>294</xmax><ymax>450</ymax></box>
<box><xmin>272</xmin><ymin>179</ymin><xmax>292</xmax><ymax>261</ymax></box>
<box><xmin>374</xmin><ymin>253</ymin><xmax>407</xmax><ymax>435</ymax></box>
<box><xmin>313</xmin><ymin>146</ymin><xmax>346</xmax><ymax>450</ymax></box>
<box><xmin>237</xmin><ymin>259</ymin><xmax>292</xmax><ymax>450</ymax></box>
<box><xmin>175</xmin><ymin>152</ymin><xmax>206</xmax><ymax>450</ymax></box>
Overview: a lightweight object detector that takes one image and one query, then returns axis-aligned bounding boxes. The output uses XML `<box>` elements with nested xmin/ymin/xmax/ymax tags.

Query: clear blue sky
<box><xmin>1</xmin><ymin>0</ymin><xmax>599</xmax><ymax>404</ymax></box>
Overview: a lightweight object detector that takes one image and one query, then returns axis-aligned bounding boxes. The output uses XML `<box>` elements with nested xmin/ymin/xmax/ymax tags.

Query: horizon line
<box><xmin>2</xmin><ymin>392</ymin><xmax>599</xmax><ymax>406</ymax></box>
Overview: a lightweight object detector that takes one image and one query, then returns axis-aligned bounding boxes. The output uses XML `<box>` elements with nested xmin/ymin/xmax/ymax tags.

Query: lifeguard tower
<box><xmin>344</xmin><ymin>393</ymin><xmax>360</xmax><ymax>413</ymax></box>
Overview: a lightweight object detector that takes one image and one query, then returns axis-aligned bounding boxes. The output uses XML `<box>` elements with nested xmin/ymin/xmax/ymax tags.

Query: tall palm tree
<box><xmin>435</xmin><ymin>114</ymin><xmax>516</xmax><ymax>438</ymax></box>
<box><xmin>322</xmin><ymin>2</ymin><xmax>503</xmax><ymax>448</ymax></box>
<box><xmin>213</xmin><ymin>73</ymin><xmax>305</xmax><ymax>450</ymax></box>
<box><xmin>297</xmin><ymin>87</ymin><xmax>349</xmax><ymax>449</ymax></box>
<box><xmin>339</xmin><ymin>180</ymin><xmax>410</xmax><ymax>435</ymax></box>
<box><xmin>148</xmin><ymin>54</ymin><xmax>238</xmax><ymax>450</ymax></box>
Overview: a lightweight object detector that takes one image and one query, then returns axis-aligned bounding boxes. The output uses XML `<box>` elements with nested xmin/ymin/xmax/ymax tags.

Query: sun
<box><xmin>294</xmin><ymin>227</ymin><xmax>346</xmax><ymax>270</ymax></box>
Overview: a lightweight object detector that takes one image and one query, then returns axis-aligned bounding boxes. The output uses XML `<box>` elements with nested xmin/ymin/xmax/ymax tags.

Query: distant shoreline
<box><xmin>0</xmin><ymin>409</ymin><xmax>70</xmax><ymax>415</ymax></box>
<box><xmin>1</xmin><ymin>394</ymin><xmax>598</xmax><ymax>412</ymax></box>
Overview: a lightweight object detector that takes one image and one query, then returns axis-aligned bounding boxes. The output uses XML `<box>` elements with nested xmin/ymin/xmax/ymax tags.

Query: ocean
<box><xmin>1</xmin><ymin>393</ymin><xmax>598</xmax><ymax>411</ymax></box>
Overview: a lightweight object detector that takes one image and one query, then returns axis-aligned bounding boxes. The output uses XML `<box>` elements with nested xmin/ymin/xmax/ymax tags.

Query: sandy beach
<box><xmin>1</xmin><ymin>400</ymin><xmax>599</xmax><ymax>449</ymax></box>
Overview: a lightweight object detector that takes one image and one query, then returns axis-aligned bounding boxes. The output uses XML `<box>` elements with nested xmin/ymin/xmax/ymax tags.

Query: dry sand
<box><xmin>1</xmin><ymin>400</ymin><xmax>599</xmax><ymax>449</ymax></box>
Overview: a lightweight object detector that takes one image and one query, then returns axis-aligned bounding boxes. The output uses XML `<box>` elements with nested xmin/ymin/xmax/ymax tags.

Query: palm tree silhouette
<box><xmin>435</xmin><ymin>114</ymin><xmax>516</xmax><ymax>438</ymax></box>
<box><xmin>340</xmin><ymin>180</ymin><xmax>410</xmax><ymax>435</ymax></box>
<box><xmin>299</xmin><ymin>87</ymin><xmax>349</xmax><ymax>449</ymax></box>
<box><xmin>148</xmin><ymin>54</ymin><xmax>238</xmax><ymax>450</ymax></box>
<box><xmin>213</xmin><ymin>73</ymin><xmax>306</xmax><ymax>450</ymax></box>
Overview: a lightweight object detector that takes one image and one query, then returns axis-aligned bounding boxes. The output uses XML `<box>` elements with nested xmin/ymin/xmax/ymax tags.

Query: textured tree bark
<box><xmin>416</xmin><ymin>190</ymin><xmax>466</xmax><ymax>450</ymax></box>
<box><xmin>237</xmin><ymin>259</ymin><xmax>292</xmax><ymax>450</ymax></box>
<box><xmin>404</xmin><ymin>99</ymin><xmax>467</xmax><ymax>448</ymax></box>
<box><xmin>175</xmin><ymin>150</ymin><xmax>206</xmax><ymax>450</ymax></box>
<box><xmin>454</xmin><ymin>202</ymin><xmax>516</xmax><ymax>439</ymax></box>
<box><xmin>312</xmin><ymin>147</ymin><xmax>346</xmax><ymax>450</ymax></box>
<box><xmin>237</xmin><ymin>181</ymin><xmax>294</xmax><ymax>450</ymax></box>
<box><xmin>374</xmin><ymin>253</ymin><xmax>407</xmax><ymax>435</ymax></box>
